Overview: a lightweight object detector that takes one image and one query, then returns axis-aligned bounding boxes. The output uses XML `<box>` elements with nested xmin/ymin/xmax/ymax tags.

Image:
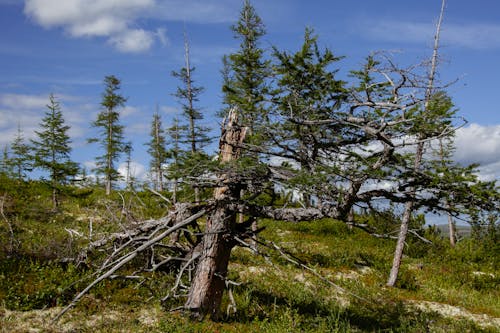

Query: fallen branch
<box><xmin>52</xmin><ymin>208</ymin><xmax>207</xmax><ymax>323</ymax></box>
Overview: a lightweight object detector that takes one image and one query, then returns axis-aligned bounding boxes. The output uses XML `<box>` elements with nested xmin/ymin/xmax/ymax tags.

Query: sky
<box><xmin>0</xmin><ymin>0</ymin><xmax>499</xmax><ymax>188</ymax></box>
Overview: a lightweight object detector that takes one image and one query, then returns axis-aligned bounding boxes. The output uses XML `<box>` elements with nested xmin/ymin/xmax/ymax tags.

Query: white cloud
<box><xmin>454</xmin><ymin>124</ymin><xmax>500</xmax><ymax>165</ymax></box>
<box><xmin>24</xmin><ymin>0</ymin><xmax>157</xmax><ymax>53</ymax></box>
<box><xmin>156</xmin><ymin>27</ymin><xmax>169</xmax><ymax>47</ymax></box>
<box><xmin>126</xmin><ymin>122</ymin><xmax>150</xmax><ymax>136</ymax></box>
<box><xmin>69</xmin><ymin>15</ymin><xmax>127</xmax><ymax>37</ymax></box>
<box><xmin>118</xmin><ymin>161</ymin><xmax>147</xmax><ymax>181</ymax></box>
<box><xmin>0</xmin><ymin>93</ymin><xmax>93</xmax><ymax>147</ymax></box>
<box><xmin>109</xmin><ymin>29</ymin><xmax>155</xmax><ymax>53</ymax></box>
<box><xmin>121</xmin><ymin>105</ymin><xmax>140</xmax><ymax>118</ymax></box>
<box><xmin>359</xmin><ymin>20</ymin><xmax>500</xmax><ymax>49</ymax></box>
<box><xmin>24</xmin><ymin>0</ymin><xmax>154</xmax><ymax>34</ymax></box>
<box><xmin>22</xmin><ymin>0</ymin><xmax>239</xmax><ymax>53</ymax></box>
<box><xmin>0</xmin><ymin>93</ymin><xmax>47</xmax><ymax>109</ymax></box>
<box><xmin>476</xmin><ymin>161</ymin><xmax>500</xmax><ymax>182</ymax></box>
<box><xmin>454</xmin><ymin>123</ymin><xmax>500</xmax><ymax>181</ymax></box>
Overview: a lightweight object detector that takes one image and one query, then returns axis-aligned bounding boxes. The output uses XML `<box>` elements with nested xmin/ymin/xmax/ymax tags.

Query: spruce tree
<box><xmin>272</xmin><ymin>28</ymin><xmax>346</xmax><ymax>206</ymax></box>
<box><xmin>146</xmin><ymin>109</ymin><xmax>168</xmax><ymax>191</ymax></box>
<box><xmin>172</xmin><ymin>32</ymin><xmax>211</xmax><ymax>202</ymax></box>
<box><xmin>0</xmin><ymin>145</ymin><xmax>13</xmax><ymax>177</ymax></box>
<box><xmin>31</xmin><ymin>94</ymin><xmax>79</xmax><ymax>209</ymax></box>
<box><xmin>89</xmin><ymin>75</ymin><xmax>127</xmax><ymax>195</ymax></box>
<box><xmin>9</xmin><ymin>124</ymin><xmax>32</xmax><ymax>181</ymax></box>
<box><xmin>123</xmin><ymin>141</ymin><xmax>134</xmax><ymax>190</ymax></box>
<box><xmin>223</xmin><ymin>0</ymin><xmax>271</xmax><ymax>135</ymax></box>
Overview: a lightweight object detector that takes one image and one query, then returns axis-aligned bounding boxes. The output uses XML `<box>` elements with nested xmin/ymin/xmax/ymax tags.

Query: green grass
<box><xmin>0</xmin><ymin>182</ymin><xmax>498</xmax><ymax>332</ymax></box>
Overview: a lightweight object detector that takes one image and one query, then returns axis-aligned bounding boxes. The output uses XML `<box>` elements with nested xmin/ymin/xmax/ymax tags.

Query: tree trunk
<box><xmin>447</xmin><ymin>207</ymin><xmax>456</xmax><ymax>247</ymax></box>
<box><xmin>387</xmin><ymin>0</ymin><xmax>445</xmax><ymax>287</ymax></box>
<box><xmin>184</xmin><ymin>201</ymin><xmax>237</xmax><ymax>319</ymax></box>
<box><xmin>105</xmin><ymin>177</ymin><xmax>111</xmax><ymax>196</ymax></box>
<box><xmin>387</xmin><ymin>200</ymin><xmax>414</xmax><ymax>286</ymax></box>
<box><xmin>52</xmin><ymin>187</ymin><xmax>58</xmax><ymax>211</ymax></box>
<box><xmin>185</xmin><ymin>108</ymin><xmax>247</xmax><ymax>319</ymax></box>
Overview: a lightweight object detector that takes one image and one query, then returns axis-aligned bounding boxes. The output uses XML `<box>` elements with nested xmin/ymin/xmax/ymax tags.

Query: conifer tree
<box><xmin>165</xmin><ymin>117</ymin><xmax>184</xmax><ymax>203</ymax></box>
<box><xmin>272</xmin><ymin>28</ymin><xmax>346</xmax><ymax>206</ymax></box>
<box><xmin>223</xmin><ymin>0</ymin><xmax>271</xmax><ymax>135</ymax></box>
<box><xmin>123</xmin><ymin>141</ymin><xmax>134</xmax><ymax>190</ymax></box>
<box><xmin>9</xmin><ymin>124</ymin><xmax>32</xmax><ymax>181</ymax></box>
<box><xmin>31</xmin><ymin>94</ymin><xmax>79</xmax><ymax>209</ymax></box>
<box><xmin>0</xmin><ymin>145</ymin><xmax>13</xmax><ymax>177</ymax></box>
<box><xmin>89</xmin><ymin>75</ymin><xmax>127</xmax><ymax>195</ymax></box>
<box><xmin>172</xmin><ymin>31</ymin><xmax>211</xmax><ymax>202</ymax></box>
<box><xmin>146</xmin><ymin>109</ymin><xmax>168</xmax><ymax>191</ymax></box>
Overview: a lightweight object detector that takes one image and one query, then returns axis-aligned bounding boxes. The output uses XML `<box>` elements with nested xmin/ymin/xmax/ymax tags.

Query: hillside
<box><xmin>0</xmin><ymin>185</ymin><xmax>498</xmax><ymax>332</ymax></box>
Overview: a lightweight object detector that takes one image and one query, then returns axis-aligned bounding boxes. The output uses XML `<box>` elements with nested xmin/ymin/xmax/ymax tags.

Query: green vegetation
<box><xmin>0</xmin><ymin>180</ymin><xmax>498</xmax><ymax>332</ymax></box>
<box><xmin>88</xmin><ymin>75</ymin><xmax>128</xmax><ymax>196</ymax></box>
<box><xmin>1</xmin><ymin>1</ymin><xmax>498</xmax><ymax>331</ymax></box>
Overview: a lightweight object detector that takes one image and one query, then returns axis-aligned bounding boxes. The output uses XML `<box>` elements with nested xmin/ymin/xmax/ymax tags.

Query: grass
<box><xmin>0</xmin><ymin>184</ymin><xmax>498</xmax><ymax>332</ymax></box>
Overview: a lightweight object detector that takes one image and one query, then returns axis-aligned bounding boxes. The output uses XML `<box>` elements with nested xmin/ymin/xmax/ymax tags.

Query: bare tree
<box><xmin>387</xmin><ymin>0</ymin><xmax>446</xmax><ymax>287</ymax></box>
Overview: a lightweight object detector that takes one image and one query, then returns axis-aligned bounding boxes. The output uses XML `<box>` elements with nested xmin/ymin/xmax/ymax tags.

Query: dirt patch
<box><xmin>408</xmin><ymin>300</ymin><xmax>500</xmax><ymax>329</ymax></box>
<box><xmin>0</xmin><ymin>305</ymin><xmax>161</xmax><ymax>332</ymax></box>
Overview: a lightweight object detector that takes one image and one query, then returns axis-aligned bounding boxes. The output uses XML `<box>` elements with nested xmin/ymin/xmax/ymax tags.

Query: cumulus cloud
<box><xmin>0</xmin><ymin>93</ymin><xmax>92</xmax><ymax>147</ymax></box>
<box><xmin>118</xmin><ymin>161</ymin><xmax>147</xmax><ymax>182</ymax></box>
<box><xmin>0</xmin><ymin>93</ymin><xmax>48</xmax><ymax>145</ymax></box>
<box><xmin>24</xmin><ymin>0</ymin><xmax>158</xmax><ymax>53</ymax></box>
<box><xmin>454</xmin><ymin>124</ymin><xmax>500</xmax><ymax>165</ymax></box>
<box><xmin>454</xmin><ymin>123</ymin><xmax>500</xmax><ymax>181</ymax></box>
<box><xmin>358</xmin><ymin>20</ymin><xmax>500</xmax><ymax>49</ymax></box>
<box><xmin>22</xmin><ymin>0</ymin><xmax>239</xmax><ymax>53</ymax></box>
<box><xmin>108</xmin><ymin>29</ymin><xmax>155</xmax><ymax>53</ymax></box>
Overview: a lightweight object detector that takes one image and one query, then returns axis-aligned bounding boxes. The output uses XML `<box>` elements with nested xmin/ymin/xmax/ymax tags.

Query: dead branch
<box><xmin>53</xmin><ymin>208</ymin><xmax>207</xmax><ymax>323</ymax></box>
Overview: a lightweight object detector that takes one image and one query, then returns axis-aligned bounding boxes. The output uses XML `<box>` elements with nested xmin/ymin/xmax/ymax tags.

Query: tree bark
<box><xmin>447</xmin><ymin>205</ymin><xmax>456</xmax><ymax>247</ymax></box>
<box><xmin>184</xmin><ymin>108</ymin><xmax>246</xmax><ymax>319</ymax></box>
<box><xmin>387</xmin><ymin>0</ymin><xmax>446</xmax><ymax>287</ymax></box>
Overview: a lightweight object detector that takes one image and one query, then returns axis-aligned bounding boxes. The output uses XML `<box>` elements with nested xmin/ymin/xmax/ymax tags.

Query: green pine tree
<box><xmin>9</xmin><ymin>124</ymin><xmax>32</xmax><ymax>181</ymax></box>
<box><xmin>223</xmin><ymin>0</ymin><xmax>271</xmax><ymax>136</ymax></box>
<box><xmin>31</xmin><ymin>94</ymin><xmax>79</xmax><ymax>209</ymax></box>
<box><xmin>0</xmin><ymin>145</ymin><xmax>13</xmax><ymax>177</ymax></box>
<box><xmin>172</xmin><ymin>32</ymin><xmax>211</xmax><ymax>202</ymax></box>
<box><xmin>89</xmin><ymin>75</ymin><xmax>127</xmax><ymax>195</ymax></box>
<box><xmin>272</xmin><ymin>28</ymin><xmax>346</xmax><ymax>206</ymax></box>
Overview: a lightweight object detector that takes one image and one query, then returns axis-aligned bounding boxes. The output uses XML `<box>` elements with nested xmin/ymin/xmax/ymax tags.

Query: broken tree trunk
<box><xmin>184</xmin><ymin>108</ymin><xmax>247</xmax><ymax>319</ymax></box>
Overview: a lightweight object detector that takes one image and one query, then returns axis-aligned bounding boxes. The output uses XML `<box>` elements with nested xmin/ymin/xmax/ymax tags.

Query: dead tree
<box><xmin>184</xmin><ymin>107</ymin><xmax>247</xmax><ymax>319</ymax></box>
<box><xmin>387</xmin><ymin>0</ymin><xmax>446</xmax><ymax>287</ymax></box>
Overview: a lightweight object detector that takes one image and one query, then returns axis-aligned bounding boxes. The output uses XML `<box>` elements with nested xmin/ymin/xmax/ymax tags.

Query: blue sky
<box><xmin>0</xmin><ymin>0</ymin><xmax>499</xmax><ymax>185</ymax></box>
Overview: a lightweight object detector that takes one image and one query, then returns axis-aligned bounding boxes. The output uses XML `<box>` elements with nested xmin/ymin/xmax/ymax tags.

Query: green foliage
<box><xmin>1</xmin><ymin>198</ymin><xmax>498</xmax><ymax>330</ymax></box>
<box><xmin>0</xmin><ymin>258</ymin><xmax>85</xmax><ymax>310</ymax></box>
<box><xmin>223</xmin><ymin>0</ymin><xmax>271</xmax><ymax>136</ymax></box>
<box><xmin>30</xmin><ymin>94</ymin><xmax>79</xmax><ymax>208</ymax></box>
<box><xmin>8</xmin><ymin>125</ymin><xmax>32</xmax><ymax>180</ymax></box>
<box><xmin>88</xmin><ymin>75</ymin><xmax>127</xmax><ymax>194</ymax></box>
<box><xmin>172</xmin><ymin>44</ymin><xmax>211</xmax><ymax>153</ymax></box>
